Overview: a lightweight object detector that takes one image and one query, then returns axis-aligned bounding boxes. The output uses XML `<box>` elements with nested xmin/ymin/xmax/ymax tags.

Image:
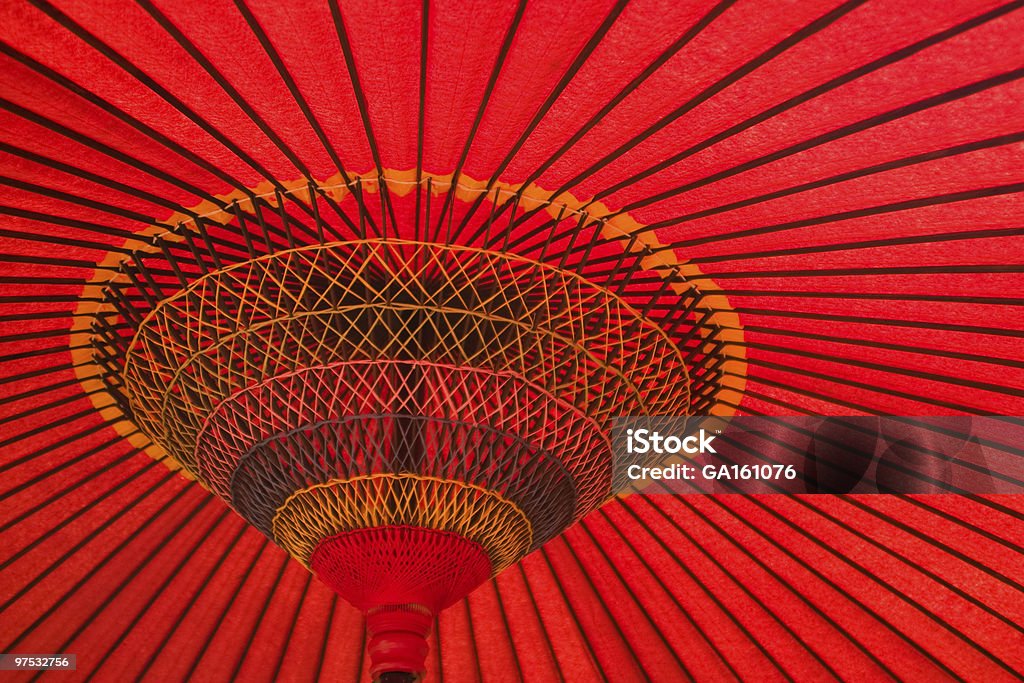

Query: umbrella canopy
<box><xmin>1</xmin><ymin>0</ymin><xmax>1023</xmax><ymax>680</ymax></box>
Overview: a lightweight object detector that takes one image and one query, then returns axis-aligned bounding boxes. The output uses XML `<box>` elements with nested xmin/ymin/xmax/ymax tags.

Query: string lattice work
<box><xmin>88</xmin><ymin>179</ymin><xmax>735</xmax><ymax>679</ymax></box>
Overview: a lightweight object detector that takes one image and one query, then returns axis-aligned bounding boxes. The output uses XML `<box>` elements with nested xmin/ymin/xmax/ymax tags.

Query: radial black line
<box><xmin>588</xmin><ymin>223</ymin><xmax>1024</xmax><ymax>270</ymax></box>
<box><xmin>0</xmin><ymin>362</ymin><xmax>78</xmax><ymax>388</ymax></box>
<box><xmin>494</xmin><ymin>203</ymin><xmax>628</xmax><ymax>274</ymax></box>
<box><xmin>312</xmin><ymin>594</ymin><xmax>339</xmax><ymax>683</ymax></box>
<box><xmin>979</xmin><ymin>416</ymin><xmax>1024</xmax><ymax>428</ymax></box>
<box><xmin>0</xmin><ymin>471</ymin><xmax>194</xmax><ymax>647</ymax></box>
<box><xmin>27</xmin><ymin>0</ymin><xmax>288</xmax><ymax>191</ymax></box>
<box><xmin>452</xmin><ymin>0</ymin><xmax>631</xmax><ymax>244</ymax></box>
<box><xmin>0</xmin><ymin>174</ymin><xmax>164</xmax><ymax>225</ymax></box>
<box><xmin>732</xmin><ymin>386</ymin><xmax>816</xmax><ymax>415</ymax></box>
<box><xmin>488</xmin><ymin>581</ymin><xmax>525</xmax><ymax>683</ymax></box>
<box><xmin>536</xmin><ymin>546</ymin><xmax>617</xmax><ymax>682</ymax></box>
<box><xmin>605</xmin><ymin>502</ymin><xmax>836</xmax><ymax>681</ymax></box>
<box><xmin>746</xmin><ymin>339</ymin><xmax>1024</xmax><ymax>398</ymax></box>
<box><xmin>0</xmin><ymin>140</ymin><xmax>205</xmax><ymax>217</ymax></box>
<box><xmin>744</xmin><ymin>495</ymin><xmax>1022</xmax><ymax>676</ymax></box>
<box><xmin>704</xmin><ymin>425</ymin><xmax>862</xmax><ymax>494</ymax></box>
<box><xmin>0</xmin><ymin>305</ymin><xmax>83</xmax><ymax>318</ymax></box>
<box><xmin>826</xmin><ymin>497</ymin><xmax>1024</xmax><ymax>606</ymax></box>
<box><xmin>596</xmin><ymin>1</ymin><xmax>1024</xmax><ymax>212</ymax></box>
<box><xmin>899</xmin><ymin>495</ymin><xmax>1024</xmax><ymax>555</ymax></box>
<box><xmin>33</xmin><ymin>503</ymin><xmax>232</xmax><ymax>683</ymax></box>
<box><xmin>578</xmin><ymin>515</ymin><xmax>710</xmax><ymax>681</ymax></box>
<box><xmin>0</xmin><ymin>386</ymin><xmax>109</xmax><ymax>429</ymax></box>
<box><xmin>231</xmin><ymin>203</ymin><xmax>258</xmax><ymax>259</ymax></box>
<box><xmin>0</xmin><ymin>327</ymin><xmax>78</xmax><ymax>347</ymax></box>
<box><xmin>640</xmin><ymin>69</ymin><xmax>1024</xmax><ymax>235</ymax></box>
<box><xmin>552</xmin><ymin>0</ymin><xmax>868</xmax><ymax>207</ymax></box>
<box><xmin>0</xmin><ymin>410</ymin><xmax>111</xmax><ymax>459</ymax></box>
<box><xmin>880</xmin><ymin>413</ymin><xmax>1024</xmax><ymax>462</ymax></box>
<box><xmin>709</xmin><ymin>418</ymin><xmax>1007</xmax><ymax>505</ymax></box>
<box><xmin>738</xmin><ymin>400</ymin><xmax>1024</xmax><ymax>478</ymax></box>
<box><xmin>428</xmin><ymin>0</ymin><xmax>528</xmax><ymax>245</ymax></box>
<box><xmin>497</xmin><ymin>0</ymin><xmax>867</xmax><ymax>239</ymax></box>
<box><xmin>963</xmin><ymin>493</ymin><xmax>1024</xmax><ymax>522</ymax></box>
<box><xmin>0</xmin><ymin>453</ymin><xmax>157</xmax><ymax>576</ymax></box>
<box><xmin>738</xmin><ymin>373</ymin><xmax>925</xmax><ymax>416</ymax></box>
<box><xmin>733</xmin><ymin>403</ymin><xmax>1024</xmax><ymax>462</ymax></box>
<box><xmin>354</xmin><ymin>614</ymin><xmax>368</xmax><ymax>682</ymax></box>
<box><xmin>748</xmin><ymin>407</ymin><xmax>1024</xmax><ymax>464</ymax></box>
<box><xmin>232</xmin><ymin>0</ymin><xmax>358</xmax><ymax>190</ymax></box>
<box><xmin>267</xmin><ymin>571</ymin><xmax>313</xmax><ymax>682</ymax></box>
<box><xmin>0</xmin><ymin>96</ymin><xmax>223</xmax><ymax>208</ymax></box>
<box><xmin>479</xmin><ymin>0</ymin><xmax>737</xmax><ymax>233</ymax></box>
<box><xmin>410</xmin><ymin>0</ymin><xmax>429</xmax><ymax>245</ymax></box>
<box><xmin>246</xmin><ymin>196</ymin><xmax>282</xmax><ymax>252</ymax></box>
<box><xmin>178</xmin><ymin>536</ymin><xmax>274</xmax><ymax>681</ymax></box>
<box><xmin>228</xmin><ymin>549</ymin><xmax>292</xmax><ymax>682</ymax></box>
<box><xmin>655</xmin><ymin>184</ymin><xmax>1024</xmax><ymax>253</ymax></box>
<box><xmin>0</xmin><ymin>256</ymin><xmax>114</xmax><ymax>272</ymax></box>
<box><xmin>325</xmin><ymin>0</ymin><xmax>397</xmax><ymax>233</ymax></box>
<box><xmin>462</xmin><ymin>593</ymin><xmax>485</xmax><ymax>683</ymax></box>
<box><xmin>0</xmin><ymin>41</ymin><xmax>253</xmax><ymax>194</ymax></box>
<box><xmin>564</xmin><ymin>524</ymin><xmax>692</xmax><ymax>680</ymax></box>
<box><xmin>488</xmin><ymin>202</ymin><xmax>592</xmax><ymax>256</ymax></box>
<box><xmin>310</xmin><ymin>185</ymin><xmax>369</xmax><ymax>241</ymax></box>
<box><xmin>743</xmin><ymin>357</ymin><xmax>995</xmax><ymax>415</ymax></box>
<box><xmin>129</xmin><ymin>515</ymin><xmax>253</xmax><ymax>681</ymax></box>
<box><xmin>588</xmin><ymin>506</ymin><xmax>738</xmax><ymax>681</ymax></box>
<box><xmin>638</xmin><ymin>494</ymin><xmax>901</xmax><ymax>680</ymax></box>
<box><xmin>615</xmin><ymin>132</ymin><xmax>1024</xmax><ymax>231</ymax></box>
<box><xmin>0</xmin><ymin>439</ymin><xmax>146</xmax><ymax>535</ymax></box>
<box><xmin>510</xmin><ymin>563</ymin><xmax>563</xmax><ymax>680</ymax></box>
<box><xmin>0</xmin><ymin>219</ymin><xmax>137</xmax><ymax>253</ymax></box>
<box><xmin>731</xmin><ymin>306</ymin><xmax>1024</xmax><ymax>338</ymax></box>
<box><xmin>83</xmin><ymin>515</ymin><xmax>249</xmax><ymax>683</ymax></box>
<box><xmin>524</xmin><ymin>557</ymin><xmax>602</xmax><ymax>679</ymax></box>
<box><xmin>688</xmin><ymin>321</ymin><xmax>1024</xmax><ymax>374</ymax></box>
<box><xmin>684</xmin><ymin>495</ymin><xmax>967</xmax><ymax>680</ymax></box>
<box><xmin>0</xmin><ymin>276</ymin><xmax>101</xmax><ymax>289</ymax></box>
<box><xmin>715</xmin><ymin>290</ymin><xmax>1024</xmax><ymax>305</ymax></box>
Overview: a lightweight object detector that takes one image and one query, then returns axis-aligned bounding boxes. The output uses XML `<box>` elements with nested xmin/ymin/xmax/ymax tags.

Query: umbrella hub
<box><xmin>85</xmin><ymin>179</ymin><xmax>735</xmax><ymax>678</ymax></box>
<box><xmin>315</xmin><ymin>528</ymin><xmax>491</xmax><ymax>678</ymax></box>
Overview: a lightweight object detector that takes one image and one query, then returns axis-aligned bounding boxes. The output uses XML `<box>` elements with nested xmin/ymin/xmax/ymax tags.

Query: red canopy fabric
<box><xmin>1</xmin><ymin>0</ymin><xmax>1022</xmax><ymax>680</ymax></box>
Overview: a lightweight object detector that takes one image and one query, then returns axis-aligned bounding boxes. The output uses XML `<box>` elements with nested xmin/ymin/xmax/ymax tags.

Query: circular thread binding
<box><xmin>272</xmin><ymin>474</ymin><xmax>533</xmax><ymax>570</ymax></box>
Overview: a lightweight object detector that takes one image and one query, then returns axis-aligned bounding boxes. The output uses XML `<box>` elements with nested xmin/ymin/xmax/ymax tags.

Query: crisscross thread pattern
<box><xmin>122</xmin><ymin>241</ymin><xmax>690</xmax><ymax>468</ymax></box>
<box><xmin>273</xmin><ymin>474</ymin><xmax>533</xmax><ymax>570</ymax></box>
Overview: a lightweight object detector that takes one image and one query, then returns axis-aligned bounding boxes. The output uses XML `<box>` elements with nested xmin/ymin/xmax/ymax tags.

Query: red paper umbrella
<box><xmin>2</xmin><ymin>0</ymin><xmax>1023</xmax><ymax>681</ymax></box>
